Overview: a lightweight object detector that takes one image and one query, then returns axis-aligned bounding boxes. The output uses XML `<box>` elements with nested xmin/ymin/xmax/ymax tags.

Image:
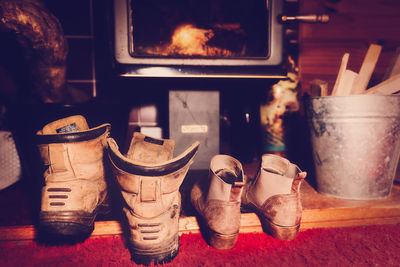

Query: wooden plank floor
<box><xmin>1</xmin><ymin>181</ymin><xmax>400</xmax><ymax>242</ymax></box>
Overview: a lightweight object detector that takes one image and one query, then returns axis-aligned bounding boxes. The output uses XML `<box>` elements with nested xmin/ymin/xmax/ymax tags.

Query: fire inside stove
<box><xmin>129</xmin><ymin>0</ymin><xmax>270</xmax><ymax>58</ymax></box>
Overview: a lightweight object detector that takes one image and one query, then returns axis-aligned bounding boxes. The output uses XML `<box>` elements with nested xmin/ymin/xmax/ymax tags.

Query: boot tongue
<box><xmin>126</xmin><ymin>132</ymin><xmax>175</xmax><ymax>164</ymax></box>
<box><xmin>41</xmin><ymin>115</ymin><xmax>89</xmax><ymax>134</ymax></box>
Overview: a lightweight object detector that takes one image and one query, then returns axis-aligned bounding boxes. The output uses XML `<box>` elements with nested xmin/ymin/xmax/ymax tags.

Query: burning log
<box><xmin>137</xmin><ymin>24</ymin><xmax>246</xmax><ymax>57</ymax></box>
<box><xmin>0</xmin><ymin>0</ymin><xmax>68</xmax><ymax>103</ymax></box>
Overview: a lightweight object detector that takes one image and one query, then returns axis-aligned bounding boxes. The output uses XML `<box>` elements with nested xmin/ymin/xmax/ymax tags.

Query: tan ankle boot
<box><xmin>191</xmin><ymin>154</ymin><xmax>244</xmax><ymax>249</ymax></box>
<box><xmin>107</xmin><ymin>132</ymin><xmax>199</xmax><ymax>265</ymax></box>
<box><xmin>36</xmin><ymin>115</ymin><xmax>111</xmax><ymax>237</ymax></box>
<box><xmin>241</xmin><ymin>154</ymin><xmax>306</xmax><ymax>240</ymax></box>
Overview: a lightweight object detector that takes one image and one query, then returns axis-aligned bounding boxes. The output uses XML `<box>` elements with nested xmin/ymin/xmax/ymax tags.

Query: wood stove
<box><xmin>114</xmin><ymin>0</ymin><xmax>286</xmax><ymax>78</ymax></box>
<box><xmin>112</xmin><ymin>0</ymin><xmax>295</xmax><ymax>169</ymax></box>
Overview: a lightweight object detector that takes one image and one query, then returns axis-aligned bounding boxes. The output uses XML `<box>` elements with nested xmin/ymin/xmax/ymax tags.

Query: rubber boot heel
<box><xmin>208</xmin><ymin>228</ymin><xmax>238</xmax><ymax>250</ymax></box>
<box><xmin>264</xmin><ymin>219</ymin><xmax>300</xmax><ymax>241</ymax></box>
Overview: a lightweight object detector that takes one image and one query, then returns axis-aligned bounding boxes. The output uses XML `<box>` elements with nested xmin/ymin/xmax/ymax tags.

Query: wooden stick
<box><xmin>310</xmin><ymin>79</ymin><xmax>328</xmax><ymax>96</ymax></box>
<box><xmin>351</xmin><ymin>44</ymin><xmax>382</xmax><ymax>94</ymax></box>
<box><xmin>365</xmin><ymin>73</ymin><xmax>400</xmax><ymax>95</ymax></box>
<box><xmin>320</xmin><ymin>81</ymin><xmax>328</xmax><ymax>96</ymax></box>
<box><xmin>383</xmin><ymin>46</ymin><xmax>400</xmax><ymax>80</ymax></box>
<box><xmin>331</xmin><ymin>53</ymin><xmax>350</xmax><ymax>96</ymax></box>
<box><xmin>334</xmin><ymin>70</ymin><xmax>358</xmax><ymax>96</ymax></box>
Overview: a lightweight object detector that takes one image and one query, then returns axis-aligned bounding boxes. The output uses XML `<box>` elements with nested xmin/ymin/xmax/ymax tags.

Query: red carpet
<box><xmin>1</xmin><ymin>224</ymin><xmax>400</xmax><ymax>266</ymax></box>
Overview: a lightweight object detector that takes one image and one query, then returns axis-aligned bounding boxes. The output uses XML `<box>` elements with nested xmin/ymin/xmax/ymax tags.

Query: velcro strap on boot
<box><xmin>49</xmin><ymin>143</ymin><xmax>69</xmax><ymax>172</ymax></box>
<box><xmin>140</xmin><ymin>178</ymin><xmax>158</xmax><ymax>202</ymax></box>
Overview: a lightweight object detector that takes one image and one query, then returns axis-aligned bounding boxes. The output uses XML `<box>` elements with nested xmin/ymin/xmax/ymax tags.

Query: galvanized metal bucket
<box><xmin>306</xmin><ymin>94</ymin><xmax>400</xmax><ymax>200</ymax></box>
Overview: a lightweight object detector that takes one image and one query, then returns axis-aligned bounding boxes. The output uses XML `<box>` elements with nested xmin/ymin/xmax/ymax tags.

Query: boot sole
<box><xmin>39</xmin><ymin>202</ymin><xmax>110</xmax><ymax>237</ymax></box>
<box><xmin>263</xmin><ymin>218</ymin><xmax>300</xmax><ymax>241</ymax></box>
<box><xmin>40</xmin><ymin>211</ymin><xmax>96</xmax><ymax>237</ymax></box>
<box><xmin>193</xmin><ymin>207</ymin><xmax>239</xmax><ymax>250</ymax></box>
<box><xmin>129</xmin><ymin>235</ymin><xmax>180</xmax><ymax>265</ymax></box>
<box><xmin>208</xmin><ymin>229</ymin><xmax>238</xmax><ymax>250</ymax></box>
<box><xmin>241</xmin><ymin>203</ymin><xmax>300</xmax><ymax>241</ymax></box>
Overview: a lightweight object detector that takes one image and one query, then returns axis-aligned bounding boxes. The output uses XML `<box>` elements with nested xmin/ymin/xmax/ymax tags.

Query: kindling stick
<box><xmin>331</xmin><ymin>53</ymin><xmax>350</xmax><ymax>96</ymax></box>
<box><xmin>310</xmin><ymin>79</ymin><xmax>328</xmax><ymax>96</ymax></box>
<box><xmin>365</xmin><ymin>73</ymin><xmax>400</xmax><ymax>95</ymax></box>
<box><xmin>334</xmin><ymin>70</ymin><xmax>358</xmax><ymax>96</ymax></box>
<box><xmin>383</xmin><ymin>46</ymin><xmax>400</xmax><ymax>80</ymax></box>
<box><xmin>350</xmin><ymin>44</ymin><xmax>382</xmax><ymax>94</ymax></box>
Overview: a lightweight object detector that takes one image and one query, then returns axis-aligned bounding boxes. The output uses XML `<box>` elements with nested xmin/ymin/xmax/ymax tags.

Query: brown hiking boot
<box><xmin>36</xmin><ymin>115</ymin><xmax>111</xmax><ymax>237</ymax></box>
<box><xmin>107</xmin><ymin>132</ymin><xmax>199</xmax><ymax>265</ymax></box>
<box><xmin>241</xmin><ymin>154</ymin><xmax>306</xmax><ymax>240</ymax></box>
<box><xmin>191</xmin><ymin>154</ymin><xmax>244</xmax><ymax>249</ymax></box>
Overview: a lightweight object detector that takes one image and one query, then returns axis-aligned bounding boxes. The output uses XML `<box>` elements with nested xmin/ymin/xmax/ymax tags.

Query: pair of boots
<box><xmin>36</xmin><ymin>115</ymin><xmax>199</xmax><ymax>264</ymax></box>
<box><xmin>191</xmin><ymin>154</ymin><xmax>306</xmax><ymax>249</ymax></box>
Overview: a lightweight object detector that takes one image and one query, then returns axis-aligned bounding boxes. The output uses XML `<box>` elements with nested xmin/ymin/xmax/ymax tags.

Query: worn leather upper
<box><xmin>37</xmin><ymin>115</ymin><xmax>111</xmax><ymax>214</ymax></box>
<box><xmin>108</xmin><ymin>132</ymin><xmax>199</xmax><ymax>251</ymax></box>
<box><xmin>191</xmin><ymin>154</ymin><xmax>244</xmax><ymax>235</ymax></box>
<box><xmin>242</xmin><ymin>154</ymin><xmax>306</xmax><ymax>227</ymax></box>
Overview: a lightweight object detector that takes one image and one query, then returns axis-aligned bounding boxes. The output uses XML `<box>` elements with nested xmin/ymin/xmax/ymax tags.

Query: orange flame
<box><xmin>141</xmin><ymin>24</ymin><xmax>245</xmax><ymax>57</ymax></box>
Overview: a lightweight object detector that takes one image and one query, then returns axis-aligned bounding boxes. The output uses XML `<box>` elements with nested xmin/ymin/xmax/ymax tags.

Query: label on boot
<box><xmin>56</xmin><ymin>123</ymin><xmax>79</xmax><ymax>133</ymax></box>
<box><xmin>144</xmin><ymin>136</ymin><xmax>164</xmax><ymax>146</ymax></box>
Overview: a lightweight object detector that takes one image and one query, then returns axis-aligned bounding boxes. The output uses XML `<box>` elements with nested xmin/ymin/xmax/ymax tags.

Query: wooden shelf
<box><xmin>301</xmin><ymin>182</ymin><xmax>400</xmax><ymax>229</ymax></box>
<box><xmin>1</xmin><ymin>182</ymin><xmax>400</xmax><ymax>242</ymax></box>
